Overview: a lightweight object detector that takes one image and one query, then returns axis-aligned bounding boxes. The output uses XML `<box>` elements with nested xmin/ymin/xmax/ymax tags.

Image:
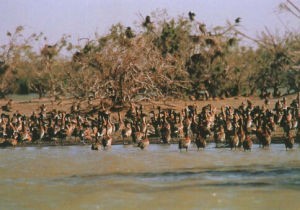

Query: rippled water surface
<box><xmin>0</xmin><ymin>144</ymin><xmax>300</xmax><ymax>209</ymax></box>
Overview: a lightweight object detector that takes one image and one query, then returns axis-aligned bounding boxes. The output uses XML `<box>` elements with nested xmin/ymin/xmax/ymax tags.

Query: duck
<box><xmin>121</xmin><ymin>122</ymin><xmax>132</xmax><ymax>144</ymax></box>
<box><xmin>238</xmin><ymin>126</ymin><xmax>246</xmax><ymax>147</ymax></box>
<box><xmin>132</xmin><ymin>129</ymin><xmax>144</xmax><ymax>144</ymax></box>
<box><xmin>102</xmin><ymin>135</ymin><xmax>112</xmax><ymax>149</ymax></box>
<box><xmin>161</xmin><ymin>117</ymin><xmax>171</xmax><ymax>144</ymax></box>
<box><xmin>284</xmin><ymin>133</ymin><xmax>294</xmax><ymax>150</ymax></box>
<box><xmin>296</xmin><ymin>129</ymin><xmax>300</xmax><ymax>143</ymax></box>
<box><xmin>18</xmin><ymin>121</ymin><xmax>32</xmax><ymax>142</ymax></box>
<box><xmin>245</xmin><ymin>113</ymin><xmax>253</xmax><ymax>134</ymax></box>
<box><xmin>1</xmin><ymin>138</ymin><xmax>17</xmax><ymax>147</ymax></box>
<box><xmin>2</xmin><ymin>99</ymin><xmax>13</xmax><ymax>112</ymax></box>
<box><xmin>179</xmin><ymin>133</ymin><xmax>191</xmax><ymax>152</ymax></box>
<box><xmin>243</xmin><ymin>135</ymin><xmax>253</xmax><ymax>151</ymax></box>
<box><xmin>138</xmin><ymin>129</ymin><xmax>149</xmax><ymax>150</ymax></box>
<box><xmin>91</xmin><ymin>140</ymin><xmax>101</xmax><ymax>150</ymax></box>
<box><xmin>267</xmin><ymin>115</ymin><xmax>276</xmax><ymax>132</ymax></box>
<box><xmin>214</xmin><ymin>125</ymin><xmax>226</xmax><ymax>147</ymax></box>
<box><xmin>195</xmin><ymin>133</ymin><xmax>206</xmax><ymax>150</ymax></box>
<box><xmin>173</xmin><ymin>113</ymin><xmax>184</xmax><ymax>138</ymax></box>
<box><xmin>225</xmin><ymin>119</ymin><xmax>234</xmax><ymax>143</ymax></box>
<box><xmin>183</xmin><ymin>108</ymin><xmax>191</xmax><ymax>134</ymax></box>
<box><xmin>229</xmin><ymin>128</ymin><xmax>239</xmax><ymax>150</ymax></box>
<box><xmin>106</xmin><ymin>117</ymin><xmax>115</xmax><ymax>136</ymax></box>
<box><xmin>262</xmin><ymin>126</ymin><xmax>271</xmax><ymax>148</ymax></box>
<box><xmin>255</xmin><ymin>125</ymin><xmax>263</xmax><ymax>147</ymax></box>
<box><xmin>198</xmin><ymin>122</ymin><xmax>211</xmax><ymax>139</ymax></box>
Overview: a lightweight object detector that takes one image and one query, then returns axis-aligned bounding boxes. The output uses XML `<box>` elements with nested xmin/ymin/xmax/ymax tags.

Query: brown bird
<box><xmin>91</xmin><ymin>141</ymin><xmax>101</xmax><ymax>150</ymax></box>
<box><xmin>243</xmin><ymin>135</ymin><xmax>253</xmax><ymax>151</ymax></box>
<box><xmin>296</xmin><ymin>129</ymin><xmax>300</xmax><ymax>143</ymax></box>
<box><xmin>161</xmin><ymin>121</ymin><xmax>171</xmax><ymax>144</ymax></box>
<box><xmin>262</xmin><ymin>127</ymin><xmax>271</xmax><ymax>148</ymax></box>
<box><xmin>238</xmin><ymin>126</ymin><xmax>246</xmax><ymax>147</ymax></box>
<box><xmin>121</xmin><ymin>122</ymin><xmax>132</xmax><ymax>145</ymax></box>
<box><xmin>284</xmin><ymin>134</ymin><xmax>294</xmax><ymax>150</ymax></box>
<box><xmin>179</xmin><ymin>134</ymin><xmax>191</xmax><ymax>152</ymax></box>
<box><xmin>138</xmin><ymin>129</ymin><xmax>149</xmax><ymax>150</ymax></box>
<box><xmin>132</xmin><ymin>130</ymin><xmax>144</xmax><ymax>144</ymax></box>
<box><xmin>195</xmin><ymin>133</ymin><xmax>206</xmax><ymax>150</ymax></box>
<box><xmin>229</xmin><ymin>129</ymin><xmax>239</xmax><ymax>150</ymax></box>
<box><xmin>255</xmin><ymin>125</ymin><xmax>263</xmax><ymax>147</ymax></box>
<box><xmin>214</xmin><ymin>125</ymin><xmax>226</xmax><ymax>147</ymax></box>
<box><xmin>102</xmin><ymin>135</ymin><xmax>112</xmax><ymax>149</ymax></box>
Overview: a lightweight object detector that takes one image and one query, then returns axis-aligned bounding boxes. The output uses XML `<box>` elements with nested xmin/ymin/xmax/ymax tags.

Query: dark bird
<box><xmin>230</xmin><ymin>129</ymin><xmax>239</xmax><ymax>150</ymax></box>
<box><xmin>243</xmin><ymin>135</ymin><xmax>253</xmax><ymax>151</ymax></box>
<box><xmin>91</xmin><ymin>141</ymin><xmax>101</xmax><ymax>150</ymax></box>
<box><xmin>284</xmin><ymin>134</ymin><xmax>294</xmax><ymax>150</ymax></box>
<box><xmin>235</xmin><ymin>17</ymin><xmax>241</xmax><ymax>24</ymax></box>
<box><xmin>125</xmin><ymin>27</ymin><xmax>135</xmax><ymax>38</ymax></box>
<box><xmin>188</xmin><ymin>11</ymin><xmax>195</xmax><ymax>21</ymax></box>
<box><xmin>143</xmin><ymin>16</ymin><xmax>151</xmax><ymax>27</ymax></box>
<box><xmin>195</xmin><ymin>133</ymin><xmax>206</xmax><ymax>150</ymax></box>
<box><xmin>102</xmin><ymin>135</ymin><xmax>112</xmax><ymax>149</ymax></box>
<box><xmin>262</xmin><ymin>127</ymin><xmax>271</xmax><ymax>148</ymax></box>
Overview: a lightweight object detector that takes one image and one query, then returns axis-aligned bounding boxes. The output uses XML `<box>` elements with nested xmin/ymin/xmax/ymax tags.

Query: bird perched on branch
<box><xmin>188</xmin><ymin>11</ymin><xmax>195</xmax><ymax>21</ymax></box>
<box><xmin>143</xmin><ymin>16</ymin><xmax>152</xmax><ymax>27</ymax></box>
<box><xmin>235</xmin><ymin>17</ymin><xmax>241</xmax><ymax>24</ymax></box>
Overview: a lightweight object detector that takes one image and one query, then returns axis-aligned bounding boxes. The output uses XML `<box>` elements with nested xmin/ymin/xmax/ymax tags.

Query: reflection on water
<box><xmin>0</xmin><ymin>144</ymin><xmax>300</xmax><ymax>209</ymax></box>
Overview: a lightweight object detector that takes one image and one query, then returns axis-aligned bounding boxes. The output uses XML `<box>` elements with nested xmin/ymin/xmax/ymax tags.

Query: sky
<box><xmin>0</xmin><ymin>0</ymin><xmax>299</xmax><ymax>46</ymax></box>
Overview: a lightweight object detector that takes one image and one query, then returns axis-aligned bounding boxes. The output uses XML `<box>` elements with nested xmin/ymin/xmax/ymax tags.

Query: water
<box><xmin>0</xmin><ymin>144</ymin><xmax>300</xmax><ymax>209</ymax></box>
<box><xmin>7</xmin><ymin>93</ymin><xmax>39</xmax><ymax>101</ymax></box>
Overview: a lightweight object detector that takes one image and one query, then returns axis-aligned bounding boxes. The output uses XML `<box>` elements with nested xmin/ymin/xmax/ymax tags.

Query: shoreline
<box><xmin>1</xmin><ymin>135</ymin><xmax>298</xmax><ymax>148</ymax></box>
<box><xmin>0</xmin><ymin>94</ymin><xmax>299</xmax><ymax>148</ymax></box>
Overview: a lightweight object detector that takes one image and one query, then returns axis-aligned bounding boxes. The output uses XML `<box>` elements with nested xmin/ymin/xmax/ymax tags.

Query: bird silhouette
<box><xmin>235</xmin><ymin>17</ymin><xmax>241</xmax><ymax>24</ymax></box>
<box><xmin>188</xmin><ymin>11</ymin><xmax>195</xmax><ymax>21</ymax></box>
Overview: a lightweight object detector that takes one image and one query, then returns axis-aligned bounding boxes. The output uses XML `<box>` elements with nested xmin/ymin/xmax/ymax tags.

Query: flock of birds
<box><xmin>0</xmin><ymin>95</ymin><xmax>300</xmax><ymax>152</ymax></box>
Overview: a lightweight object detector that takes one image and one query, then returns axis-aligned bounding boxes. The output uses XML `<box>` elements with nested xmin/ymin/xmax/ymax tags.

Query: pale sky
<box><xmin>1</xmin><ymin>0</ymin><xmax>299</xmax><ymax>46</ymax></box>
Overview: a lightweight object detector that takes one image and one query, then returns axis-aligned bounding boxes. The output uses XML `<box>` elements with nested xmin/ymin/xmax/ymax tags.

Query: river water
<box><xmin>0</xmin><ymin>144</ymin><xmax>299</xmax><ymax>210</ymax></box>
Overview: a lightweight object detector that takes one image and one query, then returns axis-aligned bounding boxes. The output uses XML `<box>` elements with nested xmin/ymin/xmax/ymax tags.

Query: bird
<box><xmin>195</xmin><ymin>133</ymin><xmax>206</xmax><ymax>150</ymax></box>
<box><xmin>238</xmin><ymin>126</ymin><xmax>246</xmax><ymax>147</ymax></box>
<box><xmin>229</xmin><ymin>129</ymin><xmax>239</xmax><ymax>150</ymax></box>
<box><xmin>161</xmin><ymin>120</ymin><xmax>171</xmax><ymax>144</ymax></box>
<box><xmin>284</xmin><ymin>133</ymin><xmax>294</xmax><ymax>150</ymax></box>
<box><xmin>143</xmin><ymin>16</ymin><xmax>152</xmax><ymax>28</ymax></box>
<box><xmin>91</xmin><ymin>141</ymin><xmax>101</xmax><ymax>150</ymax></box>
<box><xmin>188</xmin><ymin>11</ymin><xmax>195</xmax><ymax>21</ymax></box>
<box><xmin>235</xmin><ymin>17</ymin><xmax>241</xmax><ymax>24</ymax></box>
<box><xmin>262</xmin><ymin>127</ymin><xmax>271</xmax><ymax>148</ymax></box>
<box><xmin>102</xmin><ymin>135</ymin><xmax>112</xmax><ymax>149</ymax></box>
<box><xmin>137</xmin><ymin>129</ymin><xmax>149</xmax><ymax>150</ymax></box>
<box><xmin>243</xmin><ymin>135</ymin><xmax>253</xmax><ymax>151</ymax></box>
<box><xmin>179</xmin><ymin>134</ymin><xmax>191</xmax><ymax>152</ymax></box>
<box><xmin>296</xmin><ymin>129</ymin><xmax>300</xmax><ymax>143</ymax></box>
<box><xmin>214</xmin><ymin>125</ymin><xmax>226</xmax><ymax>147</ymax></box>
<box><xmin>121</xmin><ymin>122</ymin><xmax>132</xmax><ymax>145</ymax></box>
